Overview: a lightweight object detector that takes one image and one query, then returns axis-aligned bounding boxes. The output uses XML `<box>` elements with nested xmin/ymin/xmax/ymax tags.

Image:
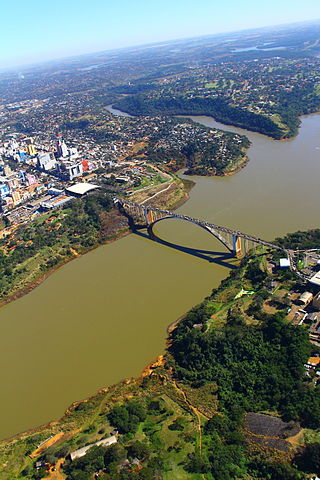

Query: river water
<box><xmin>0</xmin><ymin>110</ymin><xmax>320</xmax><ymax>440</ymax></box>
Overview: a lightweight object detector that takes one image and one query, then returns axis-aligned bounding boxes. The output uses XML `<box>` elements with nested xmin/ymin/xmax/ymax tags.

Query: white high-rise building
<box><xmin>38</xmin><ymin>152</ymin><xmax>57</xmax><ymax>171</ymax></box>
<box><xmin>56</xmin><ymin>135</ymin><xmax>68</xmax><ymax>158</ymax></box>
<box><xmin>61</xmin><ymin>141</ymin><xmax>68</xmax><ymax>158</ymax></box>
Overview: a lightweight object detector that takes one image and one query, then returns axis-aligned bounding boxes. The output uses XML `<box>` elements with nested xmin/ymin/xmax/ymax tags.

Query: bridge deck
<box><xmin>116</xmin><ymin>198</ymin><xmax>286</xmax><ymax>252</ymax></box>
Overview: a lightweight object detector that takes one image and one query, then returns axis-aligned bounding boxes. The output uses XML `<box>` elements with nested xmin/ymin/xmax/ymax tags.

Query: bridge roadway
<box><xmin>115</xmin><ymin>198</ymin><xmax>291</xmax><ymax>254</ymax></box>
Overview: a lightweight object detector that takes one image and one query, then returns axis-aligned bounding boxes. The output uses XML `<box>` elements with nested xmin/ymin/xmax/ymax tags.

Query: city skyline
<box><xmin>1</xmin><ymin>0</ymin><xmax>320</xmax><ymax>69</ymax></box>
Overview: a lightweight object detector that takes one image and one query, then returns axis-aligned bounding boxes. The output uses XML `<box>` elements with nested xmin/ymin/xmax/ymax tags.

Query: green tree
<box><xmin>104</xmin><ymin>444</ymin><xmax>126</xmax><ymax>467</ymax></box>
<box><xmin>127</xmin><ymin>441</ymin><xmax>150</xmax><ymax>459</ymax></box>
<box><xmin>296</xmin><ymin>443</ymin><xmax>320</xmax><ymax>475</ymax></box>
<box><xmin>185</xmin><ymin>453</ymin><xmax>211</xmax><ymax>473</ymax></box>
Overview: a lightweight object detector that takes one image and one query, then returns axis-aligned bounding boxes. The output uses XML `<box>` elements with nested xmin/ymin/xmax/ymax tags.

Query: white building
<box><xmin>62</xmin><ymin>161</ymin><xmax>83</xmax><ymax>180</ymax></box>
<box><xmin>37</xmin><ymin>153</ymin><xmax>56</xmax><ymax>171</ymax></box>
<box><xmin>70</xmin><ymin>435</ymin><xmax>117</xmax><ymax>462</ymax></box>
<box><xmin>61</xmin><ymin>141</ymin><xmax>68</xmax><ymax>158</ymax></box>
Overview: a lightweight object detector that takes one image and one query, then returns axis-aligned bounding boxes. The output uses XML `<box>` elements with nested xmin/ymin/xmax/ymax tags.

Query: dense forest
<box><xmin>113</xmin><ymin>95</ymin><xmax>286</xmax><ymax>139</ymax></box>
<box><xmin>276</xmin><ymin>84</ymin><xmax>320</xmax><ymax>137</ymax></box>
<box><xmin>276</xmin><ymin>228</ymin><xmax>320</xmax><ymax>250</ymax></box>
<box><xmin>112</xmin><ymin>61</ymin><xmax>320</xmax><ymax>141</ymax></box>
<box><xmin>169</xmin><ymin>309</ymin><xmax>319</xmax><ymax>427</ymax></box>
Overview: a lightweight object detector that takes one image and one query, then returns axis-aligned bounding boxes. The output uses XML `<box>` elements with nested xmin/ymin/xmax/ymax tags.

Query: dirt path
<box><xmin>245</xmin><ymin>428</ymin><xmax>304</xmax><ymax>448</ymax></box>
<box><xmin>30</xmin><ymin>432</ymin><xmax>65</xmax><ymax>458</ymax></box>
<box><xmin>141</xmin><ymin>355</ymin><xmax>165</xmax><ymax>377</ymax></box>
<box><xmin>172</xmin><ymin>381</ymin><xmax>205</xmax><ymax>456</ymax></box>
<box><xmin>42</xmin><ymin>458</ymin><xmax>65</xmax><ymax>480</ymax></box>
<box><xmin>140</xmin><ymin>181</ymin><xmax>173</xmax><ymax>204</ymax></box>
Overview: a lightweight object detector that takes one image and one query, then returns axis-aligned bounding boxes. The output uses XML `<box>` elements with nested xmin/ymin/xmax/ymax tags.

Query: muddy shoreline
<box><xmin>0</xmin><ymin>226</ymin><xmax>131</xmax><ymax>310</ymax></box>
<box><xmin>0</xmin><ymin>177</ymin><xmax>193</xmax><ymax>311</ymax></box>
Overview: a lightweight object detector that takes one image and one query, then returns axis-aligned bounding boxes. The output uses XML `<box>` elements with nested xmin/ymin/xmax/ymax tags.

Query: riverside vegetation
<box><xmin>1</xmin><ymin>230</ymin><xmax>320</xmax><ymax>479</ymax></box>
<box><xmin>113</xmin><ymin>56</ymin><xmax>320</xmax><ymax>141</ymax></box>
<box><xmin>0</xmin><ymin>173</ymin><xmax>191</xmax><ymax>306</ymax></box>
<box><xmin>0</xmin><ymin>190</ymin><xmax>115</xmax><ymax>304</ymax></box>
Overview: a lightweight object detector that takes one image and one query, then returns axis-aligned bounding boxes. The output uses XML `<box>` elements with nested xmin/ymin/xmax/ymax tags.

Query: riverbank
<box><xmin>0</xmin><ymin>177</ymin><xmax>192</xmax><ymax>311</ymax></box>
<box><xmin>0</xmin><ymin>224</ymin><xmax>130</xmax><ymax>311</ymax></box>
<box><xmin>1</xmin><ymin>242</ymin><xmax>319</xmax><ymax>479</ymax></box>
<box><xmin>0</xmin><ymin>250</ymin><xmax>247</xmax><ymax>473</ymax></box>
<box><xmin>111</xmin><ymin>100</ymin><xmax>290</xmax><ymax>140</ymax></box>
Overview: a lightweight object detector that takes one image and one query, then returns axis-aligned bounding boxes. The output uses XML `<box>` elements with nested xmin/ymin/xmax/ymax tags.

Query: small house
<box><xmin>296</xmin><ymin>292</ymin><xmax>313</xmax><ymax>306</ymax></box>
<box><xmin>307</xmin><ymin>356</ymin><xmax>320</xmax><ymax>368</ymax></box>
<box><xmin>279</xmin><ymin>258</ymin><xmax>290</xmax><ymax>268</ymax></box>
<box><xmin>70</xmin><ymin>435</ymin><xmax>117</xmax><ymax>461</ymax></box>
<box><xmin>306</xmin><ymin>312</ymin><xmax>319</xmax><ymax>323</ymax></box>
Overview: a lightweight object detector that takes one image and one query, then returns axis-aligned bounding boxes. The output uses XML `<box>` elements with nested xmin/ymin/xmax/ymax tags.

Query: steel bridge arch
<box><xmin>147</xmin><ymin>215</ymin><xmax>234</xmax><ymax>253</ymax></box>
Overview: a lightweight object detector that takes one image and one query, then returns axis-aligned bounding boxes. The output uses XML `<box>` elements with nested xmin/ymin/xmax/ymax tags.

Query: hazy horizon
<box><xmin>2</xmin><ymin>17</ymin><xmax>320</xmax><ymax>73</ymax></box>
<box><xmin>1</xmin><ymin>0</ymin><xmax>320</xmax><ymax>70</ymax></box>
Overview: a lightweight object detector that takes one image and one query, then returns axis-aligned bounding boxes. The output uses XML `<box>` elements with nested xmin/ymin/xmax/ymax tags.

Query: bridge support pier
<box><xmin>145</xmin><ymin>209</ymin><xmax>157</xmax><ymax>240</ymax></box>
<box><xmin>144</xmin><ymin>208</ymin><xmax>155</xmax><ymax>226</ymax></box>
<box><xmin>232</xmin><ymin>234</ymin><xmax>242</xmax><ymax>258</ymax></box>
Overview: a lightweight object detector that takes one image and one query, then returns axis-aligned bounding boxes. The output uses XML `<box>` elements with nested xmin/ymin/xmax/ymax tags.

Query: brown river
<box><xmin>1</xmin><ymin>111</ymin><xmax>320</xmax><ymax>440</ymax></box>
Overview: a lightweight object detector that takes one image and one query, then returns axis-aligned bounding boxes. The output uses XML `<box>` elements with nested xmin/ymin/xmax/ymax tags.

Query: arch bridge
<box><xmin>115</xmin><ymin>198</ymin><xmax>288</xmax><ymax>259</ymax></box>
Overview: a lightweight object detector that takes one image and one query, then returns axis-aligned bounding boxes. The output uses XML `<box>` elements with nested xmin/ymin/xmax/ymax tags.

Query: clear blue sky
<box><xmin>1</xmin><ymin>0</ymin><xmax>320</xmax><ymax>68</ymax></box>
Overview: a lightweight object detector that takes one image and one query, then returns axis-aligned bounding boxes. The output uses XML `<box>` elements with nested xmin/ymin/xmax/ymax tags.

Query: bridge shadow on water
<box><xmin>132</xmin><ymin>228</ymin><xmax>237</xmax><ymax>270</ymax></box>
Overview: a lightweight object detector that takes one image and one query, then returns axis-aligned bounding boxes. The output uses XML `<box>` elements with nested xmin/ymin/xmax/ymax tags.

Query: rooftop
<box><xmin>279</xmin><ymin>258</ymin><xmax>290</xmax><ymax>268</ymax></box>
<box><xmin>70</xmin><ymin>435</ymin><xmax>117</xmax><ymax>461</ymax></box>
<box><xmin>309</xmin><ymin>271</ymin><xmax>320</xmax><ymax>287</ymax></box>
<box><xmin>66</xmin><ymin>183</ymin><xmax>99</xmax><ymax>196</ymax></box>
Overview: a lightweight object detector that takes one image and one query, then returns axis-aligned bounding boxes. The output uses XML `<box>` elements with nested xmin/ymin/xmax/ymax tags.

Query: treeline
<box><xmin>113</xmin><ymin>80</ymin><xmax>320</xmax><ymax>141</ymax></box>
<box><xmin>275</xmin><ymin>228</ymin><xmax>320</xmax><ymax>250</ymax></box>
<box><xmin>276</xmin><ymin>84</ymin><xmax>320</xmax><ymax>137</ymax></box>
<box><xmin>0</xmin><ymin>191</ymin><xmax>113</xmax><ymax>300</ymax></box>
<box><xmin>113</xmin><ymin>95</ymin><xmax>285</xmax><ymax>139</ymax></box>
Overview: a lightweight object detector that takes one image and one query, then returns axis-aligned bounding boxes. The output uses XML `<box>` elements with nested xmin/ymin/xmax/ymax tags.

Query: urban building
<box><xmin>59</xmin><ymin>161</ymin><xmax>83</xmax><ymax>180</ymax></box>
<box><xmin>3</xmin><ymin>165</ymin><xmax>11</xmax><ymax>177</ymax></box>
<box><xmin>0</xmin><ymin>183</ymin><xmax>10</xmax><ymax>198</ymax></box>
<box><xmin>37</xmin><ymin>152</ymin><xmax>57</xmax><ymax>171</ymax></box>
<box><xmin>66</xmin><ymin>182</ymin><xmax>98</xmax><ymax>196</ymax></box>
<box><xmin>26</xmin><ymin>144</ymin><xmax>36</xmax><ymax>156</ymax></box>
<box><xmin>56</xmin><ymin>136</ymin><xmax>68</xmax><ymax>158</ymax></box>
<box><xmin>313</xmin><ymin>292</ymin><xmax>320</xmax><ymax>310</ymax></box>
